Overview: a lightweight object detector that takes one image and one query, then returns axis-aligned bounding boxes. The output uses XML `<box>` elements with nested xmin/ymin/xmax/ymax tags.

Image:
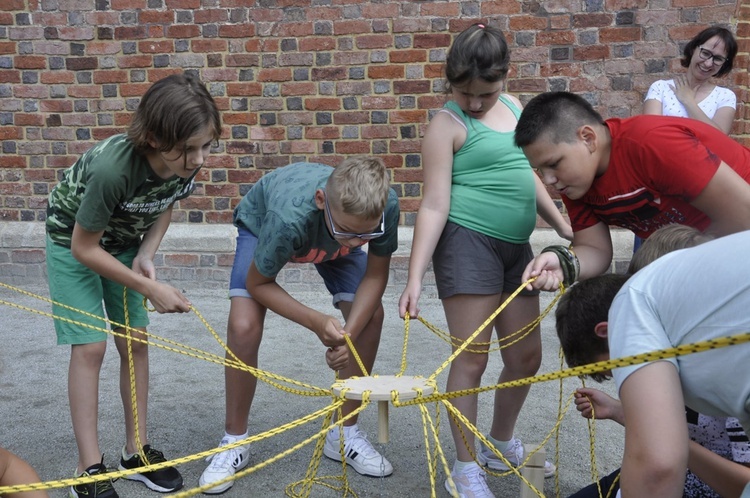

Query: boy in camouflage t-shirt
<box><xmin>45</xmin><ymin>74</ymin><xmax>221</xmax><ymax>498</ymax></box>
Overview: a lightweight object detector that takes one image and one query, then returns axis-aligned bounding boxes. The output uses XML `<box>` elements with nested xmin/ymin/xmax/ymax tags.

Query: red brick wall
<box><xmin>0</xmin><ymin>1</ymin><xmax>746</xmax><ymax>225</ymax></box>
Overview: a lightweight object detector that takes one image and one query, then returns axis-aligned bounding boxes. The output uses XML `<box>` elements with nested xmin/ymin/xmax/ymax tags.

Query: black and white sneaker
<box><xmin>118</xmin><ymin>445</ymin><xmax>183</xmax><ymax>492</ymax></box>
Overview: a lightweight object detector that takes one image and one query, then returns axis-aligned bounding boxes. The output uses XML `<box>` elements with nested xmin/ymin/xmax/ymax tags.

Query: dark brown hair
<box><xmin>127</xmin><ymin>73</ymin><xmax>221</xmax><ymax>155</ymax></box>
<box><xmin>681</xmin><ymin>26</ymin><xmax>738</xmax><ymax>78</ymax></box>
<box><xmin>445</xmin><ymin>23</ymin><xmax>510</xmax><ymax>91</ymax></box>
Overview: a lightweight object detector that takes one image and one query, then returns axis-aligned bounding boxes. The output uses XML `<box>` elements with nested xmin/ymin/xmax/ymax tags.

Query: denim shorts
<box><xmin>432</xmin><ymin>221</ymin><xmax>539</xmax><ymax>299</ymax></box>
<box><xmin>46</xmin><ymin>236</ymin><xmax>150</xmax><ymax>345</ymax></box>
<box><xmin>229</xmin><ymin>226</ymin><xmax>367</xmax><ymax>309</ymax></box>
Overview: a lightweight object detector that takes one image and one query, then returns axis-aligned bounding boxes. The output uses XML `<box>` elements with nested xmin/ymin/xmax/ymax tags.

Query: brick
<box><xmin>167</xmin><ymin>25</ymin><xmax>201</xmax><ymax>39</ymax></box>
<box><xmin>14</xmin><ymin>55</ymin><xmax>46</xmax><ymax>69</ymax></box>
<box><xmin>574</xmin><ymin>45</ymin><xmax>611</xmax><ymax>61</ymax></box>
<box><xmin>508</xmin><ymin>15</ymin><xmax>547</xmax><ymax>31</ymax></box>
<box><xmin>219</xmin><ymin>24</ymin><xmax>255</xmax><ymax>38</ymax></box>
<box><xmin>281</xmin><ymin>81</ymin><xmax>316</xmax><ymax>96</ymax></box>
<box><xmin>361</xmin><ymin>125</ymin><xmax>397</xmax><ymax>139</ymax></box>
<box><xmin>118</xmin><ymin>55</ymin><xmax>153</xmax><ymax>68</ymax></box>
<box><xmin>137</xmin><ymin>10</ymin><xmax>173</xmax><ymax>23</ymax></box>
<box><xmin>299</xmin><ymin>37</ymin><xmax>336</xmax><ymax>52</ymax></box>
<box><xmin>0</xmin><ymin>156</ymin><xmax>26</xmax><ymax>167</ymax></box>
<box><xmin>93</xmin><ymin>70</ymin><xmax>128</xmax><ymax>84</ymax></box>
<box><xmin>333</xmin><ymin>111</ymin><xmax>369</xmax><ymax>124</ymax></box>
<box><xmin>389</xmin><ymin>49</ymin><xmax>427</xmax><ymax>64</ymax></box>
<box><xmin>304</xmin><ymin>126</ymin><xmax>339</xmax><ymax>139</ymax></box>
<box><xmin>14</xmin><ymin>114</ymin><xmax>44</xmax><ymax>126</ymax></box>
<box><xmin>258</xmin><ymin>68</ymin><xmax>292</xmax><ymax>82</ymax></box>
<box><xmin>389</xmin><ymin>110</ymin><xmax>427</xmax><ymax>124</ymax></box>
<box><xmin>65</xmin><ymin>57</ymin><xmax>97</xmax><ymax>70</ymax></box>
<box><xmin>0</xmin><ymin>42</ymin><xmax>15</xmax><ymax>55</ymax></box>
<box><xmin>368</xmin><ymin>65</ymin><xmax>404</xmax><ymax>80</ymax></box>
<box><xmin>335</xmin><ymin>140</ymin><xmax>370</xmax><ymax>154</ymax></box>
<box><xmin>333</xmin><ymin>20</ymin><xmax>371</xmax><ymax>36</ymax></box>
<box><xmin>389</xmin><ymin>139</ymin><xmax>420</xmax><ymax>153</ymax></box>
<box><xmin>311</xmin><ymin>67</ymin><xmax>346</xmax><ymax>81</ymax></box>
<box><xmin>481</xmin><ymin>2</ymin><xmax>522</xmax><ymax>14</ymax></box>
<box><xmin>139</xmin><ymin>40</ymin><xmax>174</xmax><ymax>54</ymax></box>
<box><xmin>599</xmin><ymin>26</ymin><xmax>642</xmax><ymax>43</ymax></box>
<box><xmin>304</xmin><ymin>98</ymin><xmax>340</xmax><ymax>111</ymax></box>
<box><xmin>192</xmin><ymin>39</ymin><xmax>228</xmax><ymax>53</ymax></box>
<box><xmin>572</xmin><ymin>13</ymin><xmax>613</xmax><ymax>28</ymax></box>
<box><xmin>361</xmin><ymin>3</ymin><xmax>399</xmax><ymax>18</ymax></box>
<box><xmin>420</xmin><ymin>3</ymin><xmax>460</xmax><ymax>17</ymax></box>
<box><xmin>537</xmin><ymin>31</ymin><xmax>577</xmax><ymax>46</ymax></box>
<box><xmin>355</xmin><ymin>34</ymin><xmax>393</xmax><ymax>50</ymax></box>
<box><xmin>13</xmin><ymin>85</ymin><xmax>47</xmax><ymax>98</ymax></box>
<box><xmin>393</xmin><ymin>80</ymin><xmax>430</xmax><ymax>94</ymax></box>
<box><xmin>68</xmin><ymin>85</ymin><xmax>101</xmax><ymax>98</ymax></box>
<box><xmin>39</xmin><ymin>99</ymin><xmax>73</xmax><ymax>112</ymax></box>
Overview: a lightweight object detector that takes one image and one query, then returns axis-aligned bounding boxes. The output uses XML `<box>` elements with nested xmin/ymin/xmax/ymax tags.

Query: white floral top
<box><xmin>644</xmin><ymin>79</ymin><xmax>736</xmax><ymax>119</ymax></box>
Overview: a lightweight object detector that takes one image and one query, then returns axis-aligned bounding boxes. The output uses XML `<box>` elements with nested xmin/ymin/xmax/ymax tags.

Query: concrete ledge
<box><xmin>0</xmin><ymin>222</ymin><xmax>634</xmax><ymax>290</ymax></box>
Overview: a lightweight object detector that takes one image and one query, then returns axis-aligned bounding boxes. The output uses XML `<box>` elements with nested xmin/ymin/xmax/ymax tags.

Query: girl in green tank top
<box><xmin>399</xmin><ymin>23</ymin><xmax>572</xmax><ymax>498</ymax></box>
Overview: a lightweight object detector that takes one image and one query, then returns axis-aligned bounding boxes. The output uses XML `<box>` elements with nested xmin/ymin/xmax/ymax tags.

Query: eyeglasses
<box><xmin>697</xmin><ymin>46</ymin><xmax>727</xmax><ymax>66</ymax></box>
<box><xmin>323</xmin><ymin>192</ymin><xmax>385</xmax><ymax>241</ymax></box>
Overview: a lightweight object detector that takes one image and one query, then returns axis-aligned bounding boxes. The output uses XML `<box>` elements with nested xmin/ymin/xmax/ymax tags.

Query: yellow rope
<box><xmin>3</xmin><ymin>278</ymin><xmax>748</xmax><ymax>497</ymax></box>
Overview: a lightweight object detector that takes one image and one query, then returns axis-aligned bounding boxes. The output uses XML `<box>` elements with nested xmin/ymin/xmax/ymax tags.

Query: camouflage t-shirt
<box><xmin>46</xmin><ymin>134</ymin><xmax>198</xmax><ymax>254</ymax></box>
<box><xmin>233</xmin><ymin>162</ymin><xmax>399</xmax><ymax>278</ymax></box>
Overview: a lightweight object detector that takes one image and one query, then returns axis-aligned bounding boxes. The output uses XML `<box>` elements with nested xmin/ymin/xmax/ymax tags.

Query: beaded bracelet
<box><xmin>541</xmin><ymin>245</ymin><xmax>580</xmax><ymax>287</ymax></box>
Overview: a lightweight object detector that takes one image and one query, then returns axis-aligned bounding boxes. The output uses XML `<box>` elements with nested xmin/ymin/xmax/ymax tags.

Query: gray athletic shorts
<box><xmin>432</xmin><ymin>221</ymin><xmax>539</xmax><ymax>300</ymax></box>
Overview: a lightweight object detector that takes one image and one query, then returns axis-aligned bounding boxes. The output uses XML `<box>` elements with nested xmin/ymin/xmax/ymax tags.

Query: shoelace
<box><xmin>142</xmin><ymin>446</ymin><xmax>167</xmax><ymax>465</ymax></box>
<box><xmin>77</xmin><ymin>466</ymin><xmax>118</xmax><ymax>496</ymax></box>
<box><xmin>463</xmin><ymin>467</ymin><xmax>491</xmax><ymax>493</ymax></box>
<box><xmin>346</xmin><ymin>430</ymin><xmax>379</xmax><ymax>457</ymax></box>
<box><xmin>206</xmin><ymin>442</ymin><xmax>242</xmax><ymax>470</ymax></box>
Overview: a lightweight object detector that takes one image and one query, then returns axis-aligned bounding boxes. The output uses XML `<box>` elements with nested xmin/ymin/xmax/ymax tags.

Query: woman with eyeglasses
<box><xmin>635</xmin><ymin>27</ymin><xmax>750</xmax><ymax>498</ymax></box>
<box><xmin>643</xmin><ymin>26</ymin><xmax>738</xmax><ymax>134</ymax></box>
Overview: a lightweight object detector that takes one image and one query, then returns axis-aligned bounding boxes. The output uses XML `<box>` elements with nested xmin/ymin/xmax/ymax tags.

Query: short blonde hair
<box><xmin>627</xmin><ymin>224</ymin><xmax>713</xmax><ymax>274</ymax></box>
<box><xmin>326</xmin><ymin>156</ymin><xmax>390</xmax><ymax>219</ymax></box>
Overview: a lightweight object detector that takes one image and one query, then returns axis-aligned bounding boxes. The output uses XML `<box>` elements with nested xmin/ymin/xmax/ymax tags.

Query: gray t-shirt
<box><xmin>610</xmin><ymin>230</ymin><xmax>750</xmax><ymax>432</ymax></box>
<box><xmin>233</xmin><ymin>162</ymin><xmax>399</xmax><ymax>278</ymax></box>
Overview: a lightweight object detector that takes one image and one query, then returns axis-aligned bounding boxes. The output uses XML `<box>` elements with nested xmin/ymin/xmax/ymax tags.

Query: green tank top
<box><xmin>445</xmin><ymin>95</ymin><xmax>537</xmax><ymax>243</ymax></box>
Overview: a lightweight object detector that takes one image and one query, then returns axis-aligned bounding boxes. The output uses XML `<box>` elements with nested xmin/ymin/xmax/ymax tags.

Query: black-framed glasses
<box><xmin>323</xmin><ymin>192</ymin><xmax>385</xmax><ymax>241</ymax></box>
<box><xmin>697</xmin><ymin>46</ymin><xmax>727</xmax><ymax>66</ymax></box>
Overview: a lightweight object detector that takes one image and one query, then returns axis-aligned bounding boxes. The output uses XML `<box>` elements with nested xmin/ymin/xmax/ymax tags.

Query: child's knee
<box><xmin>227</xmin><ymin>320</ymin><xmax>263</xmax><ymax>351</ymax></box>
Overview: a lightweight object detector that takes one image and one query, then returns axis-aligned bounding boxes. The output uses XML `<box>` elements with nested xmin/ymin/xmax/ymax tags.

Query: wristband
<box><xmin>541</xmin><ymin>245</ymin><xmax>580</xmax><ymax>287</ymax></box>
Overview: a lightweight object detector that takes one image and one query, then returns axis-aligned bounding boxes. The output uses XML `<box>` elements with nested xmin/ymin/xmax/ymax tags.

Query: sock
<box><xmin>329</xmin><ymin>423</ymin><xmax>357</xmax><ymax>438</ymax></box>
<box><xmin>453</xmin><ymin>460</ymin><xmax>479</xmax><ymax>473</ymax></box>
<box><xmin>488</xmin><ymin>435</ymin><xmax>511</xmax><ymax>453</ymax></box>
<box><xmin>224</xmin><ymin>431</ymin><xmax>249</xmax><ymax>442</ymax></box>
<box><xmin>123</xmin><ymin>446</ymin><xmax>139</xmax><ymax>460</ymax></box>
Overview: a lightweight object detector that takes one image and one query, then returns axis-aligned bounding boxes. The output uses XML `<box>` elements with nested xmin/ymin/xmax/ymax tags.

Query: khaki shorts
<box><xmin>46</xmin><ymin>237</ymin><xmax>149</xmax><ymax>345</ymax></box>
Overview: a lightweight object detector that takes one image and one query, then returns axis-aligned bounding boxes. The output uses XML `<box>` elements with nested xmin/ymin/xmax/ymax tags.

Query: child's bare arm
<box><xmin>521</xmin><ymin>222</ymin><xmax>613</xmax><ymax>291</ymax></box>
<box><xmin>574</xmin><ymin>387</ymin><xmax>625</xmax><ymax>425</ymax></box>
<box><xmin>344</xmin><ymin>253</ymin><xmax>390</xmax><ymax>340</ymax></box>
<box><xmin>692</xmin><ymin>162</ymin><xmax>750</xmax><ymax>237</ymax></box>
<box><xmin>133</xmin><ymin>206</ymin><xmax>174</xmax><ymax>279</ymax></box>
<box><xmin>71</xmin><ymin>223</ymin><xmax>190</xmax><ymax>313</ymax></box>
<box><xmin>399</xmin><ymin>111</ymin><xmax>456</xmax><ymax>319</ymax></box>
<box><xmin>687</xmin><ymin>441</ymin><xmax>750</xmax><ymax>497</ymax></box>
<box><xmin>534</xmin><ymin>174</ymin><xmax>573</xmax><ymax>241</ymax></box>
<box><xmin>619</xmin><ymin>362</ymin><xmax>689</xmax><ymax>498</ymax></box>
<box><xmin>0</xmin><ymin>447</ymin><xmax>49</xmax><ymax>498</ymax></box>
<box><xmin>246</xmin><ymin>262</ymin><xmax>346</xmax><ymax>348</ymax></box>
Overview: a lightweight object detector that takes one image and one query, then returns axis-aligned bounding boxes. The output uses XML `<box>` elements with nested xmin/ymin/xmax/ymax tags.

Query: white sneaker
<box><xmin>198</xmin><ymin>436</ymin><xmax>251</xmax><ymax>494</ymax></box>
<box><xmin>444</xmin><ymin>462</ymin><xmax>495</xmax><ymax>498</ymax></box>
<box><xmin>477</xmin><ymin>436</ymin><xmax>556</xmax><ymax>478</ymax></box>
<box><xmin>323</xmin><ymin>426</ymin><xmax>394</xmax><ymax>477</ymax></box>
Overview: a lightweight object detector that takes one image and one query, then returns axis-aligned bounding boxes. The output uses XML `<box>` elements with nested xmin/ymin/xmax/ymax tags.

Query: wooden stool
<box><xmin>331</xmin><ymin>375</ymin><xmax>435</xmax><ymax>443</ymax></box>
<box><xmin>519</xmin><ymin>443</ymin><xmax>546</xmax><ymax>498</ymax></box>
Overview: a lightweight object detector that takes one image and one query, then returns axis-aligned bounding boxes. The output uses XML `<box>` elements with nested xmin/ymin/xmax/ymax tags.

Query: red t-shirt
<box><xmin>565</xmin><ymin>116</ymin><xmax>750</xmax><ymax>238</ymax></box>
